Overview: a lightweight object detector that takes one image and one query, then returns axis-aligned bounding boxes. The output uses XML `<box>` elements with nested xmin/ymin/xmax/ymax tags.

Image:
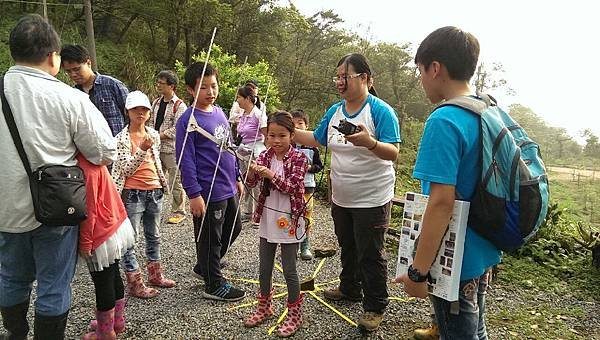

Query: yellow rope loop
<box><xmin>267</xmin><ymin>307</ymin><xmax>288</xmax><ymax>335</ymax></box>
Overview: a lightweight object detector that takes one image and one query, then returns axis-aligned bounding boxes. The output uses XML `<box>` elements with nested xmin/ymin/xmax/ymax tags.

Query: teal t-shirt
<box><xmin>413</xmin><ymin>105</ymin><xmax>501</xmax><ymax>281</ymax></box>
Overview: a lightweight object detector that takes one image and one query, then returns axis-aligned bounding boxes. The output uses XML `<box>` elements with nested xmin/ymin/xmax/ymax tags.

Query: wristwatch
<box><xmin>407</xmin><ymin>264</ymin><xmax>430</xmax><ymax>283</ymax></box>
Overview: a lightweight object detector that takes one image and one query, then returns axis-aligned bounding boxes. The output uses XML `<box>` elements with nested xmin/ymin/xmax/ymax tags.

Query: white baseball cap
<box><xmin>125</xmin><ymin>90</ymin><xmax>152</xmax><ymax>110</ymax></box>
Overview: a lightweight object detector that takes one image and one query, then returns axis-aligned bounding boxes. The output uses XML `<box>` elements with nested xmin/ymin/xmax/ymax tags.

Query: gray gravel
<box><xmin>2</xmin><ymin>198</ymin><xmax>598</xmax><ymax>339</ymax></box>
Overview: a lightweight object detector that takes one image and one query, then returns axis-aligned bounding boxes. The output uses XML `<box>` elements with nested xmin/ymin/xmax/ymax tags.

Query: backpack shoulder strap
<box><xmin>1</xmin><ymin>75</ymin><xmax>33</xmax><ymax>176</ymax></box>
<box><xmin>437</xmin><ymin>93</ymin><xmax>498</xmax><ymax>116</ymax></box>
<box><xmin>173</xmin><ymin>99</ymin><xmax>183</xmax><ymax>114</ymax></box>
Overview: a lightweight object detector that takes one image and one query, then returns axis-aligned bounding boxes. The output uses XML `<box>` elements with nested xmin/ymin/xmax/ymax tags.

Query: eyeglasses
<box><xmin>156</xmin><ymin>81</ymin><xmax>168</xmax><ymax>85</ymax></box>
<box><xmin>332</xmin><ymin>73</ymin><xmax>364</xmax><ymax>84</ymax></box>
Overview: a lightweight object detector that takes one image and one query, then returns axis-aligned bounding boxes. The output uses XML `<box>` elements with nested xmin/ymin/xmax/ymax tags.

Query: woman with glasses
<box><xmin>293</xmin><ymin>53</ymin><xmax>401</xmax><ymax>332</ymax></box>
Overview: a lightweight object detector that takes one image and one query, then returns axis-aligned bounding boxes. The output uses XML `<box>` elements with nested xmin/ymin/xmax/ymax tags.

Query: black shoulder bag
<box><xmin>1</xmin><ymin>75</ymin><xmax>87</xmax><ymax>226</ymax></box>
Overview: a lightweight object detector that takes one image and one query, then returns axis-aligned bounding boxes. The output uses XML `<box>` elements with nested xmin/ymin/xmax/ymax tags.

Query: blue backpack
<box><xmin>439</xmin><ymin>94</ymin><xmax>549</xmax><ymax>252</ymax></box>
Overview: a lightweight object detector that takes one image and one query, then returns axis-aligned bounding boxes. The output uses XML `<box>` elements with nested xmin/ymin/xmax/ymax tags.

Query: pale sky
<box><xmin>289</xmin><ymin>0</ymin><xmax>600</xmax><ymax>142</ymax></box>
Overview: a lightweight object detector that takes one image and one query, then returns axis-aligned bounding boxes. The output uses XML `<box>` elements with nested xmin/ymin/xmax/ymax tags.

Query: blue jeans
<box><xmin>0</xmin><ymin>225</ymin><xmax>78</xmax><ymax>316</ymax></box>
<box><xmin>431</xmin><ymin>271</ymin><xmax>490</xmax><ymax>340</ymax></box>
<box><xmin>121</xmin><ymin>188</ymin><xmax>164</xmax><ymax>272</ymax></box>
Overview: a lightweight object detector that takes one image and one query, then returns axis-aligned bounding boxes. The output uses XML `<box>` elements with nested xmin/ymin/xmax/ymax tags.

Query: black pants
<box><xmin>90</xmin><ymin>262</ymin><xmax>124</xmax><ymax>311</ymax></box>
<box><xmin>331</xmin><ymin>202</ymin><xmax>391</xmax><ymax>313</ymax></box>
<box><xmin>193</xmin><ymin>196</ymin><xmax>242</xmax><ymax>289</ymax></box>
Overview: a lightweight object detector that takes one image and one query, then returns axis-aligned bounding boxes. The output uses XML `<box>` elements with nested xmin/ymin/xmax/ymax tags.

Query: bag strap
<box><xmin>173</xmin><ymin>99</ymin><xmax>182</xmax><ymax>115</ymax></box>
<box><xmin>437</xmin><ymin>92</ymin><xmax>498</xmax><ymax>116</ymax></box>
<box><xmin>0</xmin><ymin>75</ymin><xmax>33</xmax><ymax>176</ymax></box>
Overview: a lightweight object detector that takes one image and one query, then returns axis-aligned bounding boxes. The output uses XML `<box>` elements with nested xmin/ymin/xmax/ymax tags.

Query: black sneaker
<box><xmin>202</xmin><ymin>282</ymin><xmax>246</xmax><ymax>302</ymax></box>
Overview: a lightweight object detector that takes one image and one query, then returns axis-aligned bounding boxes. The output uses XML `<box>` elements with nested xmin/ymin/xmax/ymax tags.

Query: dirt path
<box><xmin>548</xmin><ymin>166</ymin><xmax>599</xmax><ymax>181</ymax></box>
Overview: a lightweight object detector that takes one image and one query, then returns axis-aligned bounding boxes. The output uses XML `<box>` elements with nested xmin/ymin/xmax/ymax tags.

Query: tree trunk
<box><xmin>184</xmin><ymin>28</ymin><xmax>191</xmax><ymax>65</ymax></box>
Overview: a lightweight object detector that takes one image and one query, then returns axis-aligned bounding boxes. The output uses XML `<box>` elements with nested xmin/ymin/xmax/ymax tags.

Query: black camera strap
<box><xmin>1</xmin><ymin>75</ymin><xmax>34</xmax><ymax>177</ymax></box>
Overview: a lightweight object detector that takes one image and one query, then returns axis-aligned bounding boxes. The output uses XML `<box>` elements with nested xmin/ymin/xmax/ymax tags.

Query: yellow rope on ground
<box><xmin>312</xmin><ymin>258</ymin><xmax>326</xmax><ymax>278</ymax></box>
<box><xmin>307</xmin><ymin>291</ymin><xmax>357</xmax><ymax>327</ymax></box>
<box><xmin>274</xmin><ymin>262</ymin><xmax>284</xmax><ymax>273</ymax></box>
<box><xmin>267</xmin><ymin>307</ymin><xmax>288</xmax><ymax>335</ymax></box>
<box><xmin>230</xmin><ymin>277</ymin><xmax>285</xmax><ymax>287</ymax></box>
<box><xmin>389</xmin><ymin>296</ymin><xmax>416</xmax><ymax>302</ymax></box>
<box><xmin>314</xmin><ymin>278</ymin><xmax>340</xmax><ymax>288</ymax></box>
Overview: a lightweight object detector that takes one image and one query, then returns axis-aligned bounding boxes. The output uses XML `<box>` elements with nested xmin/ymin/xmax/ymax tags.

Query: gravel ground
<box><xmin>2</xmin><ymin>198</ymin><xmax>599</xmax><ymax>339</ymax></box>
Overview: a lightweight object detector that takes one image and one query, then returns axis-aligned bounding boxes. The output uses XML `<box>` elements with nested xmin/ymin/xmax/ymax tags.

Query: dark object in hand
<box><xmin>262</xmin><ymin>179</ymin><xmax>271</xmax><ymax>197</ymax></box>
<box><xmin>233</xmin><ymin>134</ymin><xmax>242</xmax><ymax>146</ymax></box>
<box><xmin>332</xmin><ymin>119</ymin><xmax>360</xmax><ymax>136</ymax></box>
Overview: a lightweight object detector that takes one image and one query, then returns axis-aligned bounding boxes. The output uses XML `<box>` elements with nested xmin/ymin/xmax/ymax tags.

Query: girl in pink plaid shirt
<box><xmin>244</xmin><ymin>111</ymin><xmax>308</xmax><ymax>337</ymax></box>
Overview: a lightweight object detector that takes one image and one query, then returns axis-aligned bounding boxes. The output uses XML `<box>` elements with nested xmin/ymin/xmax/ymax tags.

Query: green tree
<box><xmin>582</xmin><ymin>129</ymin><xmax>600</xmax><ymax>159</ymax></box>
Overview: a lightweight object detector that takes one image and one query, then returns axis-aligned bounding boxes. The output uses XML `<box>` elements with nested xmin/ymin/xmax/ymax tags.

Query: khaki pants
<box><xmin>160</xmin><ymin>152</ymin><xmax>186</xmax><ymax>215</ymax></box>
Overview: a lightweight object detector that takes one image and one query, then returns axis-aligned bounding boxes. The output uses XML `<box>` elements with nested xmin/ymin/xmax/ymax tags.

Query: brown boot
<box><xmin>322</xmin><ymin>286</ymin><xmax>362</xmax><ymax>302</ymax></box>
<box><xmin>125</xmin><ymin>270</ymin><xmax>158</xmax><ymax>299</ymax></box>
<box><xmin>147</xmin><ymin>261</ymin><xmax>176</xmax><ymax>288</ymax></box>
<box><xmin>413</xmin><ymin>324</ymin><xmax>440</xmax><ymax>340</ymax></box>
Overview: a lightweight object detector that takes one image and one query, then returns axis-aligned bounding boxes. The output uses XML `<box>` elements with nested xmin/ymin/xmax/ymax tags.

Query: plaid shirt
<box><xmin>147</xmin><ymin>94</ymin><xmax>187</xmax><ymax>154</ymax></box>
<box><xmin>76</xmin><ymin>72</ymin><xmax>128</xmax><ymax>136</ymax></box>
<box><xmin>246</xmin><ymin>146</ymin><xmax>308</xmax><ymax>227</ymax></box>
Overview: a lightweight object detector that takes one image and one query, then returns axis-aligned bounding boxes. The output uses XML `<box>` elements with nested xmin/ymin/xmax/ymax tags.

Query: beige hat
<box><xmin>125</xmin><ymin>90</ymin><xmax>151</xmax><ymax>110</ymax></box>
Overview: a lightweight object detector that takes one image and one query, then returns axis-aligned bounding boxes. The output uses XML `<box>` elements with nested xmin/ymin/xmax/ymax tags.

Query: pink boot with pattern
<box><xmin>83</xmin><ymin>308</ymin><xmax>116</xmax><ymax>340</ymax></box>
<box><xmin>89</xmin><ymin>298</ymin><xmax>126</xmax><ymax>334</ymax></box>
<box><xmin>244</xmin><ymin>291</ymin><xmax>274</xmax><ymax>327</ymax></box>
<box><xmin>277</xmin><ymin>293</ymin><xmax>304</xmax><ymax>337</ymax></box>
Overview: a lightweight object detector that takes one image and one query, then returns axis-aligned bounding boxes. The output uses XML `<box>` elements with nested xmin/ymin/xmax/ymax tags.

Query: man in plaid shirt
<box><xmin>60</xmin><ymin>44</ymin><xmax>128</xmax><ymax>137</ymax></box>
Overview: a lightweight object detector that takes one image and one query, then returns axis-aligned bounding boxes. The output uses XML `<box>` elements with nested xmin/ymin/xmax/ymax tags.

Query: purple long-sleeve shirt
<box><xmin>175</xmin><ymin>105</ymin><xmax>239</xmax><ymax>202</ymax></box>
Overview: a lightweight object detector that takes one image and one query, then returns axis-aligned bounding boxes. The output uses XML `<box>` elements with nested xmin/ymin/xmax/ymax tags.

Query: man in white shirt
<box><xmin>0</xmin><ymin>14</ymin><xmax>115</xmax><ymax>340</ymax></box>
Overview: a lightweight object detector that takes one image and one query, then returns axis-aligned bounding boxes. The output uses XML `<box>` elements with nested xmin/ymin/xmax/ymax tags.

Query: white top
<box><xmin>313</xmin><ymin>95</ymin><xmax>401</xmax><ymax>208</ymax></box>
<box><xmin>258</xmin><ymin>158</ymin><xmax>305</xmax><ymax>244</ymax></box>
<box><xmin>0</xmin><ymin>66</ymin><xmax>116</xmax><ymax>233</ymax></box>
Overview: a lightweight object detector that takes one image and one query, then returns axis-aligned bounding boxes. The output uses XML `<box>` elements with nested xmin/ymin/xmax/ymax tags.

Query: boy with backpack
<box><xmin>394</xmin><ymin>27</ymin><xmax>502</xmax><ymax>339</ymax></box>
<box><xmin>396</xmin><ymin>26</ymin><xmax>549</xmax><ymax>339</ymax></box>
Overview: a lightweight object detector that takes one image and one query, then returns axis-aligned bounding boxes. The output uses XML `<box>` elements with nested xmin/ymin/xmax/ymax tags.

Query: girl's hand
<box><xmin>190</xmin><ymin>196</ymin><xmax>206</xmax><ymax>217</ymax></box>
<box><xmin>248</xmin><ymin>161</ymin><xmax>258</xmax><ymax>174</ymax></box>
<box><xmin>139</xmin><ymin>135</ymin><xmax>154</xmax><ymax>151</ymax></box>
<box><xmin>79</xmin><ymin>249</ymin><xmax>92</xmax><ymax>258</ymax></box>
<box><xmin>237</xmin><ymin>181</ymin><xmax>244</xmax><ymax>195</ymax></box>
<box><xmin>253</xmin><ymin>165</ymin><xmax>274</xmax><ymax>179</ymax></box>
<box><xmin>345</xmin><ymin>123</ymin><xmax>375</xmax><ymax>148</ymax></box>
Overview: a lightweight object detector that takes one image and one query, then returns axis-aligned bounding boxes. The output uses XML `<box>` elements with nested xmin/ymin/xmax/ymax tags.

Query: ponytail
<box><xmin>254</xmin><ymin>95</ymin><xmax>262</xmax><ymax>110</ymax></box>
<box><xmin>369</xmin><ymin>85</ymin><xmax>378</xmax><ymax>97</ymax></box>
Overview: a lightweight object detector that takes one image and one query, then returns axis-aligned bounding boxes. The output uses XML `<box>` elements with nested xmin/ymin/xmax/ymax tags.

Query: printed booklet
<box><xmin>395</xmin><ymin>192</ymin><xmax>470</xmax><ymax>301</ymax></box>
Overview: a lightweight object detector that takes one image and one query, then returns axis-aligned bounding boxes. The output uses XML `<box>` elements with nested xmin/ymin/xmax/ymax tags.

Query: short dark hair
<box><xmin>245</xmin><ymin>79</ymin><xmax>258</xmax><ymax>88</ymax></box>
<box><xmin>267</xmin><ymin>111</ymin><xmax>295</xmax><ymax>134</ymax></box>
<box><xmin>60</xmin><ymin>44</ymin><xmax>90</xmax><ymax>64</ymax></box>
<box><xmin>415</xmin><ymin>26</ymin><xmax>480</xmax><ymax>81</ymax></box>
<box><xmin>9</xmin><ymin>14</ymin><xmax>61</xmax><ymax>64</ymax></box>
<box><xmin>291</xmin><ymin>109</ymin><xmax>308</xmax><ymax>125</ymax></box>
<box><xmin>157</xmin><ymin>70</ymin><xmax>178</xmax><ymax>87</ymax></box>
<box><xmin>337</xmin><ymin>53</ymin><xmax>378</xmax><ymax>97</ymax></box>
<box><xmin>184</xmin><ymin>62</ymin><xmax>218</xmax><ymax>88</ymax></box>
